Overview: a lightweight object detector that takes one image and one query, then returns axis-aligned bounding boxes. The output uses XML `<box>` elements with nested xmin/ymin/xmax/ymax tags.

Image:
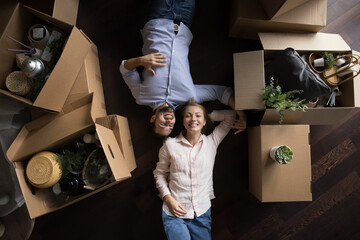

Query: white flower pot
<box><xmin>313</xmin><ymin>57</ymin><xmax>325</xmax><ymax>67</ymax></box>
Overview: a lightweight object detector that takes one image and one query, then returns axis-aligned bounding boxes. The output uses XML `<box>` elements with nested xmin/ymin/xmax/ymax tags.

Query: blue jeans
<box><xmin>162</xmin><ymin>209</ymin><xmax>212</xmax><ymax>240</ymax></box>
<box><xmin>146</xmin><ymin>0</ymin><xmax>195</xmax><ymax>28</ymax></box>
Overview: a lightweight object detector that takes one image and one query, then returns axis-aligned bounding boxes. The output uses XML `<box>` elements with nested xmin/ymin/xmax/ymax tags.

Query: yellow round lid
<box><xmin>26</xmin><ymin>151</ymin><xmax>62</xmax><ymax>188</ymax></box>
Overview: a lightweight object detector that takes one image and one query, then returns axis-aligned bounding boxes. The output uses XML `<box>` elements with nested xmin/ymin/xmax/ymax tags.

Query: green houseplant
<box><xmin>57</xmin><ymin>150</ymin><xmax>87</xmax><ymax>177</ymax></box>
<box><xmin>322</xmin><ymin>52</ymin><xmax>335</xmax><ymax>70</ymax></box>
<box><xmin>263</xmin><ymin>78</ymin><xmax>308</xmax><ymax>124</ymax></box>
<box><xmin>270</xmin><ymin>145</ymin><xmax>293</xmax><ymax>164</ymax></box>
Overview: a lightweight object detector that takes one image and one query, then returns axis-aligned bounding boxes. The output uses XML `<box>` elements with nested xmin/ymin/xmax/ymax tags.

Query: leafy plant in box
<box><xmin>322</xmin><ymin>52</ymin><xmax>335</xmax><ymax>70</ymax></box>
<box><xmin>57</xmin><ymin>150</ymin><xmax>87</xmax><ymax>177</ymax></box>
<box><xmin>263</xmin><ymin>78</ymin><xmax>308</xmax><ymax>124</ymax></box>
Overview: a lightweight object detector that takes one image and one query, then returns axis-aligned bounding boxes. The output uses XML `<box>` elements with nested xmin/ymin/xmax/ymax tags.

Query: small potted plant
<box><xmin>57</xmin><ymin>149</ymin><xmax>87</xmax><ymax>176</ymax></box>
<box><xmin>311</xmin><ymin>51</ymin><xmax>335</xmax><ymax>72</ymax></box>
<box><xmin>263</xmin><ymin>78</ymin><xmax>308</xmax><ymax>124</ymax></box>
<box><xmin>270</xmin><ymin>145</ymin><xmax>293</xmax><ymax>164</ymax></box>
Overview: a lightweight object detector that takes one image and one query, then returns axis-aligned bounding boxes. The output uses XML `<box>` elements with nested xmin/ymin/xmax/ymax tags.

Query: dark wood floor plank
<box><xmin>312</xmin><ymin>138</ymin><xmax>357</xmax><ymax>182</ymax></box>
<box><xmin>276</xmin><ymin>171</ymin><xmax>360</xmax><ymax>240</ymax></box>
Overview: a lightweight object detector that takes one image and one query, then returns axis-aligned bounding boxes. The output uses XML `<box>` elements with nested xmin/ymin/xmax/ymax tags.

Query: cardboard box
<box><xmin>259</xmin><ymin>0</ymin><xmax>311</xmax><ymax>19</ymax></box>
<box><xmin>6</xmin><ymin>46</ymin><xmax>137</xmax><ymax>219</ymax></box>
<box><xmin>229</xmin><ymin>0</ymin><xmax>327</xmax><ymax>39</ymax></box>
<box><xmin>7</xmin><ymin>96</ymin><xmax>136</xmax><ymax>219</ymax></box>
<box><xmin>233</xmin><ymin>32</ymin><xmax>360</xmax><ymax>125</ymax></box>
<box><xmin>248</xmin><ymin>125</ymin><xmax>312</xmax><ymax>202</ymax></box>
<box><xmin>0</xmin><ymin>2</ymin><xmax>92</xmax><ymax>112</ymax></box>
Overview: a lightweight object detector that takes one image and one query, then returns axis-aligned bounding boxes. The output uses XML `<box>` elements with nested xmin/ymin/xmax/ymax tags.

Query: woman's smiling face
<box><xmin>183</xmin><ymin>105</ymin><xmax>206</xmax><ymax>133</ymax></box>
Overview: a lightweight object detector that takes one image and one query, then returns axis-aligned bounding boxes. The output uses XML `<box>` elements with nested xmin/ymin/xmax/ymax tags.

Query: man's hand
<box><xmin>232</xmin><ymin>110</ymin><xmax>247</xmax><ymax>135</ymax></box>
<box><xmin>140</xmin><ymin>52</ymin><xmax>167</xmax><ymax>75</ymax></box>
<box><xmin>163</xmin><ymin>194</ymin><xmax>187</xmax><ymax>217</ymax></box>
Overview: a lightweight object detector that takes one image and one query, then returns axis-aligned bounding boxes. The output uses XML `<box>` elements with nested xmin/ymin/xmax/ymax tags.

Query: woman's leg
<box><xmin>162</xmin><ymin>211</ymin><xmax>191</xmax><ymax>240</ymax></box>
<box><xmin>187</xmin><ymin>209</ymin><xmax>212</xmax><ymax>240</ymax></box>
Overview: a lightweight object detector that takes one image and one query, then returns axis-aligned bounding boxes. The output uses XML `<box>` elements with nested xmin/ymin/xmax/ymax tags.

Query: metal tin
<box><xmin>21</xmin><ymin>57</ymin><xmax>45</xmax><ymax>79</ymax></box>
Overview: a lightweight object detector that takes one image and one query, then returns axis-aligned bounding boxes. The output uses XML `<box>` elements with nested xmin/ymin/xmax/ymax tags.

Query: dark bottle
<box><xmin>59</xmin><ymin>174</ymin><xmax>85</xmax><ymax>196</ymax></box>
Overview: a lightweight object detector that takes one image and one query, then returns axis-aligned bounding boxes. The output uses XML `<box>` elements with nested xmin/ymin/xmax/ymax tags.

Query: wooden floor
<box><xmin>12</xmin><ymin>0</ymin><xmax>360</xmax><ymax>239</ymax></box>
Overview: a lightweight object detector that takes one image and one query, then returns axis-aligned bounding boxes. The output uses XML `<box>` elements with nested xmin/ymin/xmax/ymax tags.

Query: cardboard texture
<box><xmin>7</xmin><ymin>45</ymin><xmax>136</xmax><ymax>218</ymax></box>
<box><xmin>0</xmin><ymin>2</ymin><xmax>91</xmax><ymax>112</ymax></box>
<box><xmin>234</xmin><ymin>32</ymin><xmax>359</xmax><ymax>125</ymax></box>
<box><xmin>7</xmin><ymin>95</ymin><xmax>136</xmax><ymax>218</ymax></box>
<box><xmin>229</xmin><ymin>0</ymin><xmax>327</xmax><ymax>39</ymax></box>
<box><xmin>18</xmin><ymin>0</ymin><xmax>79</xmax><ymax>25</ymax></box>
<box><xmin>248</xmin><ymin>125</ymin><xmax>312</xmax><ymax>202</ymax></box>
<box><xmin>259</xmin><ymin>0</ymin><xmax>311</xmax><ymax>19</ymax></box>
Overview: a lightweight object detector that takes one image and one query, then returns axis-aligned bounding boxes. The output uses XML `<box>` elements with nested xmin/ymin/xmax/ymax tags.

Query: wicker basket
<box><xmin>5</xmin><ymin>71</ymin><xmax>33</xmax><ymax>96</ymax></box>
<box><xmin>26</xmin><ymin>151</ymin><xmax>62</xmax><ymax>189</ymax></box>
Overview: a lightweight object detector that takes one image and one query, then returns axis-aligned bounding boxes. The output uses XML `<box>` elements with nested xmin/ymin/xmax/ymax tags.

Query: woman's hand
<box><xmin>163</xmin><ymin>194</ymin><xmax>187</xmax><ymax>217</ymax></box>
<box><xmin>232</xmin><ymin>110</ymin><xmax>247</xmax><ymax>135</ymax></box>
<box><xmin>140</xmin><ymin>52</ymin><xmax>167</xmax><ymax>75</ymax></box>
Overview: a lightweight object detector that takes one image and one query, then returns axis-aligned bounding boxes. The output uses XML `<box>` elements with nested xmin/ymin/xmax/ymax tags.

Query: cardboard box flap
<box><xmin>273</xmin><ymin>0</ymin><xmax>327</xmax><ymax>25</ymax></box>
<box><xmin>96</xmin><ymin>116</ymin><xmax>136</xmax><ymax>172</ymax></box>
<box><xmin>52</xmin><ymin>0</ymin><xmax>79</xmax><ymax>26</ymax></box>
<box><xmin>234</xmin><ymin>50</ymin><xmax>265</xmax><ymax>110</ymax></box>
<box><xmin>259</xmin><ymin>32</ymin><xmax>351</xmax><ymax>51</ymax></box>
<box><xmin>7</xmin><ymin>96</ymin><xmax>94</xmax><ymax>162</ymax></box>
<box><xmin>0</xmin><ymin>1</ymin><xmax>17</xmax><ymax>37</ymax></box>
<box><xmin>352</xmin><ymin>50</ymin><xmax>360</xmax><ymax>107</ymax></box>
<box><xmin>33</xmin><ymin>27</ymin><xmax>92</xmax><ymax>112</ymax></box>
<box><xmin>260</xmin><ymin>0</ymin><xmax>310</xmax><ymax>19</ymax></box>
<box><xmin>261</xmin><ymin>107</ymin><xmax>355</xmax><ymax>125</ymax></box>
<box><xmin>23</xmin><ymin>5</ymin><xmax>72</xmax><ymax>33</ymax></box>
<box><xmin>95</xmin><ymin>124</ymin><xmax>132</xmax><ymax>181</ymax></box>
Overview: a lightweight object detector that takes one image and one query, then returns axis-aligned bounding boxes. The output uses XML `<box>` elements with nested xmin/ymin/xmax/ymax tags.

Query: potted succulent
<box><xmin>263</xmin><ymin>78</ymin><xmax>308</xmax><ymax>124</ymax></box>
<box><xmin>270</xmin><ymin>145</ymin><xmax>293</xmax><ymax>164</ymax></box>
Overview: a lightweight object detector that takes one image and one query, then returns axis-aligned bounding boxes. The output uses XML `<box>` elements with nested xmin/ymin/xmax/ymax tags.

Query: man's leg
<box><xmin>172</xmin><ymin>0</ymin><xmax>195</xmax><ymax>28</ymax></box>
<box><xmin>162</xmin><ymin>211</ymin><xmax>191</xmax><ymax>240</ymax></box>
<box><xmin>146</xmin><ymin>0</ymin><xmax>195</xmax><ymax>28</ymax></box>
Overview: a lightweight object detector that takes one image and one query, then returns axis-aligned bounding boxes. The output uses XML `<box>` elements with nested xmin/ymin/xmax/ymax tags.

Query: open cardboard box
<box><xmin>0</xmin><ymin>1</ymin><xmax>92</xmax><ymax>112</ymax></box>
<box><xmin>248</xmin><ymin>124</ymin><xmax>312</xmax><ymax>202</ymax></box>
<box><xmin>234</xmin><ymin>32</ymin><xmax>360</xmax><ymax>125</ymax></box>
<box><xmin>229</xmin><ymin>0</ymin><xmax>327</xmax><ymax>39</ymax></box>
<box><xmin>6</xmin><ymin>41</ymin><xmax>137</xmax><ymax>219</ymax></box>
<box><xmin>259</xmin><ymin>0</ymin><xmax>311</xmax><ymax>19</ymax></box>
<box><xmin>7</xmin><ymin>94</ymin><xmax>136</xmax><ymax>219</ymax></box>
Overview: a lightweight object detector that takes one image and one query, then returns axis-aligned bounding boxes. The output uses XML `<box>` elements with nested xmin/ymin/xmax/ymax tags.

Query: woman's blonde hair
<box><xmin>181</xmin><ymin>98</ymin><xmax>213</xmax><ymax>134</ymax></box>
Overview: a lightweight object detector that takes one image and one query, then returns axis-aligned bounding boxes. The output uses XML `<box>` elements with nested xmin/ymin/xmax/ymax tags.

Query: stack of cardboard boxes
<box><xmin>2</xmin><ymin>0</ymin><xmax>136</xmax><ymax>218</ymax></box>
<box><xmin>232</xmin><ymin>1</ymin><xmax>360</xmax><ymax>202</ymax></box>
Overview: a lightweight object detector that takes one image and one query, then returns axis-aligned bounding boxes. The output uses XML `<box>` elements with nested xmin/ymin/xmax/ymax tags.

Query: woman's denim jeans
<box><xmin>162</xmin><ymin>209</ymin><xmax>212</xmax><ymax>240</ymax></box>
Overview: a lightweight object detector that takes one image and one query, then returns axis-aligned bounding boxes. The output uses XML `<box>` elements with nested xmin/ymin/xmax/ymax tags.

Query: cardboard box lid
<box><xmin>18</xmin><ymin>0</ymin><xmax>79</xmax><ymax>25</ymax></box>
<box><xmin>52</xmin><ymin>0</ymin><xmax>79</xmax><ymax>26</ymax></box>
<box><xmin>249</xmin><ymin>124</ymin><xmax>312</xmax><ymax>202</ymax></box>
<box><xmin>32</xmin><ymin>26</ymin><xmax>92</xmax><ymax>112</ymax></box>
<box><xmin>7</xmin><ymin>95</ymin><xmax>94</xmax><ymax>162</ymax></box>
<box><xmin>229</xmin><ymin>0</ymin><xmax>327</xmax><ymax>39</ymax></box>
<box><xmin>260</xmin><ymin>0</ymin><xmax>311</xmax><ymax>19</ymax></box>
<box><xmin>271</xmin><ymin>0</ymin><xmax>327</xmax><ymax>25</ymax></box>
<box><xmin>234</xmin><ymin>50</ymin><xmax>265</xmax><ymax>110</ymax></box>
<box><xmin>96</xmin><ymin>115</ymin><xmax>137</xmax><ymax>181</ymax></box>
<box><xmin>259</xmin><ymin>32</ymin><xmax>351</xmax><ymax>52</ymax></box>
<box><xmin>261</xmin><ymin>107</ymin><xmax>356</xmax><ymax>125</ymax></box>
